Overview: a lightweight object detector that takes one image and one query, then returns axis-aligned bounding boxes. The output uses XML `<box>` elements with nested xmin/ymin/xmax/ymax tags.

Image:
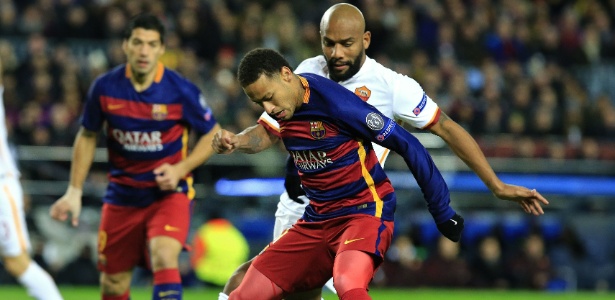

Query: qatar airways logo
<box><xmin>112</xmin><ymin>129</ymin><xmax>163</xmax><ymax>152</ymax></box>
<box><xmin>290</xmin><ymin>150</ymin><xmax>333</xmax><ymax>171</ymax></box>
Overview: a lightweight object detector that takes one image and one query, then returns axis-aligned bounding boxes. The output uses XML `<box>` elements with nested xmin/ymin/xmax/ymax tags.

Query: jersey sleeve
<box><xmin>335</xmin><ymin>95</ymin><xmax>455</xmax><ymax>224</ymax></box>
<box><xmin>391</xmin><ymin>74</ymin><xmax>441</xmax><ymax>130</ymax></box>
<box><xmin>257</xmin><ymin>112</ymin><xmax>281</xmax><ymax>138</ymax></box>
<box><xmin>81</xmin><ymin>78</ymin><xmax>105</xmax><ymax>131</ymax></box>
<box><xmin>182</xmin><ymin>88</ymin><xmax>218</xmax><ymax>135</ymax></box>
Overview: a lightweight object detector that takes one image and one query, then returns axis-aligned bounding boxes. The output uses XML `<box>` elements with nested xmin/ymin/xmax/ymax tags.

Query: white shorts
<box><xmin>0</xmin><ymin>176</ymin><xmax>30</xmax><ymax>257</ymax></box>
<box><xmin>273</xmin><ymin>191</ymin><xmax>309</xmax><ymax>240</ymax></box>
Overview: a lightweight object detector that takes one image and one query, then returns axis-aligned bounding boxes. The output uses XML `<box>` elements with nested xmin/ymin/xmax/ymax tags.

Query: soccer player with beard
<box><xmin>49</xmin><ymin>14</ymin><xmax>221</xmax><ymax>300</ymax></box>
<box><xmin>216</xmin><ymin>3</ymin><xmax>548</xmax><ymax>300</ymax></box>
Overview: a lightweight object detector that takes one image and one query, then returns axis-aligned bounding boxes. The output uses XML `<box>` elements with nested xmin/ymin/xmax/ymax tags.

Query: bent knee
<box><xmin>223</xmin><ymin>259</ymin><xmax>253</xmax><ymax>294</ymax></box>
<box><xmin>333</xmin><ymin>274</ymin><xmax>367</xmax><ymax>295</ymax></box>
<box><xmin>101</xmin><ymin>272</ymin><xmax>131</xmax><ymax>295</ymax></box>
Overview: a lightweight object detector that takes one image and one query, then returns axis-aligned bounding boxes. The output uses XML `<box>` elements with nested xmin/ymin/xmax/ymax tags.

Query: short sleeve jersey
<box><xmin>259</xmin><ymin>55</ymin><xmax>440</xmax><ymax>166</ymax></box>
<box><xmin>0</xmin><ymin>86</ymin><xmax>19</xmax><ymax>177</ymax></box>
<box><xmin>267</xmin><ymin>74</ymin><xmax>453</xmax><ymax>224</ymax></box>
<box><xmin>81</xmin><ymin>63</ymin><xmax>217</xmax><ymax>206</ymax></box>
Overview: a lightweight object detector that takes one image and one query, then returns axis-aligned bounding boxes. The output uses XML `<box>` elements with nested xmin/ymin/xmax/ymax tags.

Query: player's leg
<box><xmin>149</xmin><ymin>236</ymin><xmax>183</xmax><ymax>300</ymax></box>
<box><xmin>221</xmin><ymin>257</ymin><xmax>253</xmax><ymax>296</ymax></box>
<box><xmin>0</xmin><ymin>179</ymin><xmax>62</xmax><ymax>300</ymax></box>
<box><xmin>228</xmin><ymin>264</ymin><xmax>285</xmax><ymax>300</ymax></box>
<box><xmin>98</xmin><ymin>203</ymin><xmax>146</xmax><ymax>299</ymax></box>
<box><xmin>220</xmin><ymin>191</ymin><xmax>307</xmax><ymax>300</ymax></box>
<box><xmin>329</xmin><ymin>215</ymin><xmax>395</xmax><ymax>300</ymax></box>
<box><xmin>100</xmin><ymin>271</ymin><xmax>132</xmax><ymax>299</ymax></box>
<box><xmin>147</xmin><ymin>193</ymin><xmax>191</xmax><ymax>300</ymax></box>
<box><xmin>333</xmin><ymin>250</ymin><xmax>375</xmax><ymax>300</ymax></box>
<box><xmin>2</xmin><ymin>252</ymin><xmax>63</xmax><ymax>300</ymax></box>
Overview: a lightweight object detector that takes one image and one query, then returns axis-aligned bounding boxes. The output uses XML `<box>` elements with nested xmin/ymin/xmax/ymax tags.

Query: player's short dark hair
<box><xmin>237</xmin><ymin>48</ymin><xmax>293</xmax><ymax>87</ymax></box>
<box><xmin>123</xmin><ymin>13</ymin><xmax>165</xmax><ymax>44</ymax></box>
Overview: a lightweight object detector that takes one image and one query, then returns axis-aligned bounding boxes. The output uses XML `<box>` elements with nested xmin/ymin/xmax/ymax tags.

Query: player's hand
<box><xmin>493</xmin><ymin>184</ymin><xmax>549</xmax><ymax>216</ymax></box>
<box><xmin>154</xmin><ymin>163</ymin><xmax>182</xmax><ymax>191</ymax></box>
<box><xmin>437</xmin><ymin>213</ymin><xmax>464</xmax><ymax>242</ymax></box>
<box><xmin>212</xmin><ymin>129</ymin><xmax>239</xmax><ymax>154</ymax></box>
<box><xmin>49</xmin><ymin>186</ymin><xmax>83</xmax><ymax>227</ymax></box>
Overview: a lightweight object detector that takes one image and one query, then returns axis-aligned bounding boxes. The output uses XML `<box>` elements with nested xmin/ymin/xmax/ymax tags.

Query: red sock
<box><xmin>153</xmin><ymin>268</ymin><xmax>181</xmax><ymax>285</ymax></box>
<box><xmin>340</xmin><ymin>288</ymin><xmax>371</xmax><ymax>300</ymax></box>
<box><xmin>102</xmin><ymin>290</ymin><xmax>129</xmax><ymax>300</ymax></box>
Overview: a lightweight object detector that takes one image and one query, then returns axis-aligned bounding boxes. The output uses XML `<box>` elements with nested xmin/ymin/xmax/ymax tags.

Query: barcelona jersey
<box><xmin>81</xmin><ymin>63</ymin><xmax>217</xmax><ymax>206</ymax></box>
<box><xmin>263</xmin><ymin>73</ymin><xmax>454</xmax><ymax>223</ymax></box>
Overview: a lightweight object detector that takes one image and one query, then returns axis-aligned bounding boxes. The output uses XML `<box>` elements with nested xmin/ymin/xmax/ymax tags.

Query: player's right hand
<box><xmin>212</xmin><ymin>129</ymin><xmax>238</xmax><ymax>154</ymax></box>
<box><xmin>49</xmin><ymin>186</ymin><xmax>83</xmax><ymax>227</ymax></box>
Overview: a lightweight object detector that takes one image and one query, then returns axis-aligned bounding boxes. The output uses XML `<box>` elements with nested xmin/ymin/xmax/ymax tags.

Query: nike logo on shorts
<box><xmin>344</xmin><ymin>238</ymin><xmax>365</xmax><ymax>245</ymax></box>
<box><xmin>164</xmin><ymin>224</ymin><xmax>180</xmax><ymax>232</ymax></box>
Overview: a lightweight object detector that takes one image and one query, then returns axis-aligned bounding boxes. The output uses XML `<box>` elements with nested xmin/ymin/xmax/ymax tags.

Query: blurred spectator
<box><xmin>506</xmin><ymin>232</ymin><xmax>554</xmax><ymax>289</ymax></box>
<box><xmin>419</xmin><ymin>236</ymin><xmax>471</xmax><ymax>288</ymax></box>
<box><xmin>470</xmin><ymin>235</ymin><xmax>511</xmax><ymax>289</ymax></box>
<box><xmin>380</xmin><ymin>233</ymin><xmax>426</xmax><ymax>287</ymax></box>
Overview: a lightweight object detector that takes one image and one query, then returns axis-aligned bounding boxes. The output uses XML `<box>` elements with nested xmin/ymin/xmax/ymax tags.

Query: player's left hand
<box><xmin>493</xmin><ymin>184</ymin><xmax>549</xmax><ymax>216</ymax></box>
<box><xmin>154</xmin><ymin>163</ymin><xmax>182</xmax><ymax>191</ymax></box>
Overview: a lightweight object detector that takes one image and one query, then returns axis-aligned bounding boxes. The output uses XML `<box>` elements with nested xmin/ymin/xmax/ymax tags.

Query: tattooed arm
<box><xmin>212</xmin><ymin>124</ymin><xmax>280</xmax><ymax>154</ymax></box>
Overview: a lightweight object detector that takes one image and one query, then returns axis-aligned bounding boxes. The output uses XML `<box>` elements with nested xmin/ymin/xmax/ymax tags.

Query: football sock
<box><xmin>153</xmin><ymin>268</ymin><xmax>182</xmax><ymax>300</ymax></box>
<box><xmin>218</xmin><ymin>292</ymin><xmax>229</xmax><ymax>300</ymax></box>
<box><xmin>340</xmin><ymin>288</ymin><xmax>371</xmax><ymax>300</ymax></box>
<box><xmin>17</xmin><ymin>261</ymin><xmax>63</xmax><ymax>300</ymax></box>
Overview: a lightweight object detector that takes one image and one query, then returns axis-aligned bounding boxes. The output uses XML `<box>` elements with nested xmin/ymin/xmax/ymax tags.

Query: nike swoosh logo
<box><xmin>107</xmin><ymin>104</ymin><xmax>125</xmax><ymax>110</ymax></box>
<box><xmin>158</xmin><ymin>290</ymin><xmax>180</xmax><ymax>297</ymax></box>
<box><xmin>164</xmin><ymin>224</ymin><xmax>180</xmax><ymax>232</ymax></box>
<box><xmin>344</xmin><ymin>238</ymin><xmax>365</xmax><ymax>245</ymax></box>
<box><xmin>451</xmin><ymin>219</ymin><xmax>457</xmax><ymax>225</ymax></box>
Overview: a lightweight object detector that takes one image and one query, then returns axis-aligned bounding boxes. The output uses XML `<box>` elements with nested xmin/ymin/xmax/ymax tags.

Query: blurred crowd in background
<box><xmin>1</xmin><ymin>0</ymin><xmax>615</xmax><ymax>292</ymax></box>
<box><xmin>0</xmin><ymin>0</ymin><xmax>614</xmax><ymax>159</ymax></box>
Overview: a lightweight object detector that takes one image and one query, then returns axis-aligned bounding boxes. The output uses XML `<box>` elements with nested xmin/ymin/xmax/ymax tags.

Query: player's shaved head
<box><xmin>320</xmin><ymin>3</ymin><xmax>365</xmax><ymax>35</ymax></box>
<box><xmin>319</xmin><ymin>3</ymin><xmax>370</xmax><ymax>82</ymax></box>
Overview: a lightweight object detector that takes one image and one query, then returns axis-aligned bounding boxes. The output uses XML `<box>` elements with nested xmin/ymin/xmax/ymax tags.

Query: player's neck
<box><xmin>130</xmin><ymin>71</ymin><xmax>156</xmax><ymax>92</ymax></box>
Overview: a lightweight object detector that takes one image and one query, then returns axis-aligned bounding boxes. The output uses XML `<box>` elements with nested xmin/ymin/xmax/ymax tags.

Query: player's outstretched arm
<box><xmin>49</xmin><ymin>127</ymin><xmax>97</xmax><ymax>227</ymax></box>
<box><xmin>212</xmin><ymin>124</ymin><xmax>279</xmax><ymax>154</ymax></box>
<box><xmin>428</xmin><ymin>112</ymin><xmax>549</xmax><ymax>215</ymax></box>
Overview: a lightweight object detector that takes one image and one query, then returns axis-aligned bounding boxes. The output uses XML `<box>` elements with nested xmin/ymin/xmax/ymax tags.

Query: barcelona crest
<box><xmin>310</xmin><ymin>121</ymin><xmax>326</xmax><ymax>139</ymax></box>
<box><xmin>152</xmin><ymin>104</ymin><xmax>168</xmax><ymax>120</ymax></box>
<box><xmin>354</xmin><ymin>85</ymin><xmax>371</xmax><ymax>101</ymax></box>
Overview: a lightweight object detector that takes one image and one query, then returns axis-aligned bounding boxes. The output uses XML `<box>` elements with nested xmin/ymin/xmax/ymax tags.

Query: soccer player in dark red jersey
<box><xmin>215</xmin><ymin>48</ymin><xmax>461</xmax><ymax>300</ymax></box>
<box><xmin>49</xmin><ymin>14</ymin><xmax>220</xmax><ymax>300</ymax></box>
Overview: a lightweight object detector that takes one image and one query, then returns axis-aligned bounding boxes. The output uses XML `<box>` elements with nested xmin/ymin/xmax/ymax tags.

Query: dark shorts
<box><xmin>97</xmin><ymin>192</ymin><xmax>191</xmax><ymax>274</ymax></box>
<box><xmin>252</xmin><ymin>214</ymin><xmax>394</xmax><ymax>293</ymax></box>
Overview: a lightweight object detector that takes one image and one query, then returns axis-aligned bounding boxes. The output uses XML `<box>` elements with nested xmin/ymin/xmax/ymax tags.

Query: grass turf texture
<box><xmin>1</xmin><ymin>287</ymin><xmax>614</xmax><ymax>300</ymax></box>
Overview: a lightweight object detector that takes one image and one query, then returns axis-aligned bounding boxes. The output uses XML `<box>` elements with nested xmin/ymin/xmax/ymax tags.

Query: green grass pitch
<box><xmin>2</xmin><ymin>286</ymin><xmax>614</xmax><ymax>300</ymax></box>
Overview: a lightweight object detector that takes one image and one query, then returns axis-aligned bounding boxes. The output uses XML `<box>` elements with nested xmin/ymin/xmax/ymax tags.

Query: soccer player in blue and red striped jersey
<box><xmin>214</xmin><ymin>48</ymin><xmax>460</xmax><ymax>300</ymax></box>
<box><xmin>49</xmin><ymin>14</ymin><xmax>220</xmax><ymax>300</ymax></box>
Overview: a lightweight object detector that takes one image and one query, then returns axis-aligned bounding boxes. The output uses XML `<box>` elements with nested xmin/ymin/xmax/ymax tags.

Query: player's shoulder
<box><xmin>162</xmin><ymin>67</ymin><xmax>201</xmax><ymax>95</ymax></box>
<box><xmin>365</xmin><ymin>56</ymin><xmax>422</xmax><ymax>88</ymax></box>
<box><xmin>296</xmin><ymin>55</ymin><xmax>327</xmax><ymax>75</ymax></box>
<box><xmin>93</xmin><ymin>64</ymin><xmax>126</xmax><ymax>86</ymax></box>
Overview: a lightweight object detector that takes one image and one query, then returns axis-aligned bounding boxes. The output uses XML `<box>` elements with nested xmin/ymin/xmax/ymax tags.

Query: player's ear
<box><xmin>121</xmin><ymin>39</ymin><xmax>128</xmax><ymax>55</ymax></box>
<box><xmin>280</xmin><ymin>66</ymin><xmax>293</xmax><ymax>82</ymax></box>
<box><xmin>363</xmin><ymin>31</ymin><xmax>371</xmax><ymax>50</ymax></box>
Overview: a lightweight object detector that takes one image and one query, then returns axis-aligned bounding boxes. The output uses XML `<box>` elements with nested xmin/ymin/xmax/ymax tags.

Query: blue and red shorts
<box><xmin>97</xmin><ymin>192</ymin><xmax>191</xmax><ymax>274</ymax></box>
<box><xmin>252</xmin><ymin>214</ymin><xmax>394</xmax><ymax>293</ymax></box>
